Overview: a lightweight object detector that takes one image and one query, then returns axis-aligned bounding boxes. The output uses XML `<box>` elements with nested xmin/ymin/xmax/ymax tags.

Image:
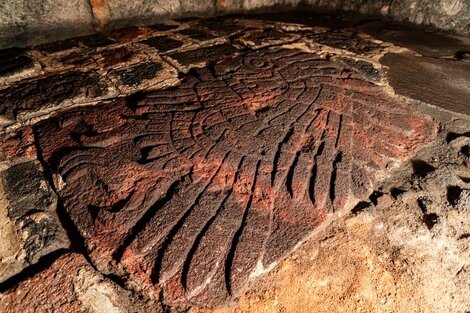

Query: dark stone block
<box><xmin>0</xmin><ymin>48</ymin><xmax>34</xmax><ymax>76</ymax></box>
<box><xmin>37</xmin><ymin>34</ymin><xmax>115</xmax><ymax>53</ymax></box>
<box><xmin>195</xmin><ymin>18</ymin><xmax>245</xmax><ymax>37</ymax></box>
<box><xmin>100</xmin><ymin>47</ymin><xmax>134</xmax><ymax>67</ymax></box>
<box><xmin>149</xmin><ymin>23</ymin><xmax>179</xmax><ymax>32</ymax></box>
<box><xmin>36</xmin><ymin>38</ymin><xmax>81</xmax><ymax>53</ymax></box>
<box><xmin>177</xmin><ymin>29</ymin><xmax>217</xmax><ymax>41</ymax></box>
<box><xmin>141</xmin><ymin>36</ymin><xmax>184</xmax><ymax>53</ymax></box>
<box><xmin>243</xmin><ymin>28</ymin><xmax>291</xmax><ymax>45</ymax></box>
<box><xmin>0</xmin><ymin>161</ymin><xmax>68</xmax><ymax>270</ymax></box>
<box><xmin>2</xmin><ymin>162</ymin><xmax>53</xmax><ymax>220</ymax></box>
<box><xmin>79</xmin><ymin>33</ymin><xmax>115</xmax><ymax>48</ymax></box>
<box><xmin>0</xmin><ymin>70</ymin><xmax>103</xmax><ymax>119</ymax></box>
<box><xmin>168</xmin><ymin>43</ymin><xmax>239</xmax><ymax>66</ymax></box>
<box><xmin>335</xmin><ymin>57</ymin><xmax>381</xmax><ymax>82</ymax></box>
<box><xmin>56</xmin><ymin>50</ymin><xmax>94</xmax><ymax>66</ymax></box>
<box><xmin>111</xmin><ymin>62</ymin><xmax>163</xmax><ymax>86</ymax></box>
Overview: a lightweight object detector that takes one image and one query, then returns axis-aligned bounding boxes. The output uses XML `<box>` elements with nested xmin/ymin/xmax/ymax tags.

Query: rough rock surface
<box><xmin>0</xmin><ymin>161</ymin><xmax>69</xmax><ymax>284</ymax></box>
<box><xmin>305</xmin><ymin>0</ymin><xmax>470</xmax><ymax>35</ymax></box>
<box><xmin>0</xmin><ymin>0</ymin><xmax>93</xmax><ymax>49</ymax></box>
<box><xmin>1</xmin><ymin>1</ymin><xmax>469</xmax><ymax>49</ymax></box>
<box><xmin>0</xmin><ymin>14</ymin><xmax>469</xmax><ymax>313</ymax></box>
<box><xmin>192</xmin><ymin>118</ymin><xmax>470</xmax><ymax>313</ymax></box>
<box><xmin>0</xmin><ymin>253</ymin><xmax>163</xmax><ymax>313</ymax></box>
<box><xmin>33</xmin><ymin>47</ymin><xmax>433</xmax><ymax>306</ymax></box>
<box><xmin>359</xmin><ymin>21</ymin><xmax>470</xmax><ymax>58</ymax></box>
<box><xmin>381</xmin><ymin>53</ymin><xmax>470</xmax><ymax>116</ymax></box>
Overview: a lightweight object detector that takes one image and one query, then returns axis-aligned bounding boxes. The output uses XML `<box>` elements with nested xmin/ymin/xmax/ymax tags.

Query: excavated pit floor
<box><xmin>0</xmin><ymin>12</ymin><xmax>469</xmax><ymax>313</ymax></box>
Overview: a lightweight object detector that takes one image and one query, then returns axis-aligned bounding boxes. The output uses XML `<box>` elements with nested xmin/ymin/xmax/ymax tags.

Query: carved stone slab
<box><xmin>34</xmin><ymin>48</ymin><xmax>434</xmax><ymax>306</ymax></box>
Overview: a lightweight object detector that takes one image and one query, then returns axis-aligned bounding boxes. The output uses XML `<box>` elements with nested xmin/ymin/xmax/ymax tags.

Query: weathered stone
<box><xmin>141</xmin><ymin>36</ymin><xmax>184</xmax><ymax>53</ymax></box>
<box><xmin>359</xmin><ymin>22</ymin><xmax>470</xmax><ymax>58</ymax></box>
<box><xmin>334</xmin><ymin>56</ymin><xmax>381</xmax><ymax>83</ymax></box>
<box><xmin>0</xmin><ymin>127</ymin><xmax>36</xmax><ymax>162</ymax></box>
<box><xmin>0</xmin><ymin>48</ymin><xmax>34</xmax><ymax>77</ymax></box>
<box><xmin>177</xmin><ymin>29</ymin><xmax>217</xmax><ymax>42</ymax></box>
<box><xmin>233</xmin><ymin>9</ymin><xmax>354</xmax><ymax>29</ymax></box>
<box><xmin>167</xmin><ymin>43</ymin><xmax>240</xmax><ymax>72</ymax></box>
<box><xmin>106</xmin><ymin>51</ymin><xmax>179</xmax><ymax>94</ymax></box>
<box><xmin>2</xmin><ymin>1</ymin><xmax>470</xmax><ymax>50</ymax></box>
<box><xmin>215</xmin><ymin>0</ymin><xmax>302</xmax><ymax>13</ymax></box>
<box><xmin>89</xmin><ymin>0</ymin><xmax>213</xmax><ymax>30</ymax></box>
<box><xmin>301</xmin><ymin>28</ymin><xmax>385</xmax><ymax>55</ymax></box>
<box><xmin>216</xmin><ymin>0</ymin><xmax>470</xmax><ymax>36</ymax></box>
<box><xmin>108</xmin><ymin>26</ymin><xmax>156</xmax><ymax>43</ymax></box>
<box><xmin>110</xmin><ymin>62</ymin><xmax>163</xmax><ymax>87</ymax></box>
<box><xmin>0</xmin><ymin>48</ymin><xmax>42</xmax><ymax>87</ymax></box>
<box><xmin>381</xmin><ymin>53</ymin><xmax>470</xmax><ymax>116</ymax></box>
<box><xmin>42</xmin><ymin>43</ymin><xmax>139</xmax><ymax>72</ymax></box>
<box><xmin>304</xmin><ymin>0</ymin><xmax>470</xmax><ymax>35</ymax></box>
<box><xmin>0</xmin><ymin>70</ymin><xmax>107</xmax><ymax>121</ymax></box>
<box><xmin>0</xmin><ymin>161</ymin><xmax>69</xmax><ymax>283</ymax></box>
<box><xmin>0</xmin><ymin>0</ymin><xmax>94</xmax><ymax>49</ymax></box>
<box><xmin>35</xmin><ymin>35</ymin><xmax>120</xmax><ymax>72</ymax></box>
<box><xmin>0</xmin><ymin>253</ymin><xmax>162</xmax><ymax>313</ymax></box>
<box><xmin>99</xmin><ymin>46</ymin><xmax>135</xmax><ymax>67</ymax></box>
<box><xmin>237</xmin><ymin>28</ymin><xmax>301</xmax><ymax>49</ymax></box>
<box><xmin>37</xmin><ymin>33</ymin><xmax>115</xmax><ymax>54</ymax></box>
<box><xmin>193</xmin><ymin>18</ymin><xmax>246</xmax><ymax>37</ymax></box>
<box><xmin>53</xmin><ymin>50</ymin><xmax>96</xmax><ymax>68</ymax></box>
<box><xmin>31</xmin><ymin>48</ymin><xmax>434</xmax><ymax>307</ymax></box>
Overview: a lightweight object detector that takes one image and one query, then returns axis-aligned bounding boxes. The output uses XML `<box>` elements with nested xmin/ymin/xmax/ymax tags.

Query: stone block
<box><xmin>0</xmin><ymin>161</ymin><xmax>69</xmax><ymax>284</ymax></box>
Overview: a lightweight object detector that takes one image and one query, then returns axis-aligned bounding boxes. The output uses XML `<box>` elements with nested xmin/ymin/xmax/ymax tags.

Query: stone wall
<box><xmin>307</xmin><ymin>0</ymin><xmax>470</xmax><ymax>35</ymax></box>
<box><xmin>1</xmin><ymin>0</ymin><xmax>469</xmax><ymax>48</ymax></box>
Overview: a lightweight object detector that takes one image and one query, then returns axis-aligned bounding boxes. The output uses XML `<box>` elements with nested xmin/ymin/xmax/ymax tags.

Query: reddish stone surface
<box><xmin>0</xmin><ymin>254</ymin><xmax>93</xmax><ymax>313</ymax></box>
<box><xmin>33</xmin><ymin>48</ymin><xmax>434</xmax><ymax>306</ymax></box>
<box><xmin>0</xmin><ymin>252</ymin><xmax>161</xmax><ymax>313</ymax></box>
<box><xmin>0</xmin><ymin>127</ymin><xmax>37</xmax><ymax>161</ymax></box>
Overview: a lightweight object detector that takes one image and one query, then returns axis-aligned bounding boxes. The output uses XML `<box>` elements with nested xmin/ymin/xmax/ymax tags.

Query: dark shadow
<box><xmin>390</xmin><ymin>187</ymin><xmax>406</xmax><ymax>199</ymax></box>
<box><xmin>411</xmin><ymin>159</ymin><xmax>436</xmax><ymax>178</ymax></box>
<box><xmin>423</xmin><ymin>213</ymin><xmax>439</xmax><ymax>230</ymax></box>
<box><xmin>351</xmin><ymin>201</ymin><xmax>371</xmax><ymax>215</ymax></box>
<box><xmin>447</xmin><ymin>185</ymin><xmax>462</xmax><ymax>206</ymax></box>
